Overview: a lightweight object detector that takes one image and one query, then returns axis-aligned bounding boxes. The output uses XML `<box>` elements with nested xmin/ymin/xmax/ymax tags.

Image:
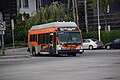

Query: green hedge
<box><xmin>0</xmin><ymin>36</ymin><xmax>27</xmax><ymax>48</ymax></box>
<box><xmin>3</xmin><ymin>36</ymin><xmax>27</xmax><ymax>45</ymax></box>
<box><xmin>83</xmin><ymin>30</ymin><xmax>120</xmax><ymax>44</ymax></box>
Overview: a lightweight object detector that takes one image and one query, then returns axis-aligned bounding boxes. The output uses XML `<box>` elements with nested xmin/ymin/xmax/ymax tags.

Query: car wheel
<box><xmin>106</xmin><ymin>45</ymin><xmax>111</xmax><ymax>50</ymax></box>
<box><xmin>89</xmin><ymin>45</ymin><xmax>93</xmax><ymax>50</ymax></box>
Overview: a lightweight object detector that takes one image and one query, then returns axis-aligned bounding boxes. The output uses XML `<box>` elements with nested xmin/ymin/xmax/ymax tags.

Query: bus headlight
<box><xmin>76</xmin><ymin>46</ymin><xmax>81</xmax><ymax>49</ymax></box>
<box><xmin>57</xmin><ymin>46</ymin><xmax>62</xmax><ymax>50</ymax></box>
<box><xmin>76</xmin><ymin>46</ymin><xmax>83</xmax><ymax>50</ymax></box>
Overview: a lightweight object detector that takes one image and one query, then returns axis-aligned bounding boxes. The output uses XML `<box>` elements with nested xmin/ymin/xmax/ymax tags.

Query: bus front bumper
<box><xmin>57</xmin><ymin>49</ymin><xmax>84</xmax><ymax>54</ymax></box>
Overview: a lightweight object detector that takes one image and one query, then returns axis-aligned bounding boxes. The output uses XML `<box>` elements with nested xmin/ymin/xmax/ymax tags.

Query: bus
<box><xmin>27</xmin><ymin>22</ymin><xmax>84</xmax><ymax>56</ymax></box>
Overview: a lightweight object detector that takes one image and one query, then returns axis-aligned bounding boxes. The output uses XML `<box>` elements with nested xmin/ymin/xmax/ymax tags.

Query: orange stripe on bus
<box><xmin>29</xmin><ymin>28</ymin><xmax>57</xmax><ymax>34</ymax></box>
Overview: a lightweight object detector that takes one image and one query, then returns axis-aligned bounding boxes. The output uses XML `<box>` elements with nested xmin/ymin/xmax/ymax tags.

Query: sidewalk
<box><xmin>0</xmin><ymin>47</ymin><xmax>31</xmax><ymax>59</ymax></box>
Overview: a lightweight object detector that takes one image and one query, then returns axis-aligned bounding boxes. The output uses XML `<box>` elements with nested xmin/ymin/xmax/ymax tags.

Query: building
<box><xmin>18</xmin><ymin>0</ymin><xmax>68</xmax><ymax>17</ymax></box>
<box><xmin>18</xmin><ymin>0</ymin><xmax>52</xmax><ymax>17</ymax></box>
<box><xmin>108</xmin><ymin>0</ymin><xmax>120</xmax><ymax>30</ymax></box>
<box><xmin>78</xmin><ymin>0</ymin><xmax>120</xmax><ymax>31</ymax></box>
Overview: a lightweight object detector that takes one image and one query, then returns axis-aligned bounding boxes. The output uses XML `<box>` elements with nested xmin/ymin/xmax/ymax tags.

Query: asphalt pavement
<box><xmin>0</xmin><ymin>49</ymin><xmax>120</xmax><ymax>80</ymax></box>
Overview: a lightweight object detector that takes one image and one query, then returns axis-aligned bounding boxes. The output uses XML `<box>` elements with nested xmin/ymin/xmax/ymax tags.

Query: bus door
<box><xmin>49</xmin><ymin>32</ymin><xmax>56</xmax><ymax>54</ymax></box>
<box><xmin>53</xmin><ymin>32</ymin><xmax>56</xmax><ymax>53</ymax></box>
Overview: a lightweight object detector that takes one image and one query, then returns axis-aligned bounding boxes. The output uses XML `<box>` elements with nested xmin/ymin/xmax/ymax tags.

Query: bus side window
<box><xmin>30</xmin><ymin>35</ymin><xmax>33</xmax><ymax>42</ymax></box>
<box><xmin>33</xmin><ymin>35</ymin><xmax>35</xmax><ymax>42</ymax></box>
<box><xmin>46</xmin><ymin>33</ymin><xmax>49</xmax><ymax>44</ymax></box>
<box><xmin>38</xmin><ymin>34</ymin><xmax>41</xmax><ymax>44</ymax></box>
<box><xmin>35</xmin><ymin>34</ymin><xmax>37</xmax><ymax>42</ymax></box>
<box><xmin>30</xmin><ymin>34</ymin><xmax>37</xmax><ymax>42</ymax></box>
<box><xmin>30</xmin><ymin>35</ymin><xmax>35</xmax><ymax>42</ymax></box>
<box><xmin>42</xmin><ymin>34</ymin><xmax>45</xmax><ymax>44</ymax></box>
<box><xmin>38</xmin><ymin>33</ymin><xmax>50</xmax><ymax>44</ymax></box>
<box><xmin>39</xmin><ymin>34</ymin><xmax>44</xmax><ymax>44</ymax></box>
<box><xmin>50</xmin><ymin>34</ymin><xmax>53</xmax><ymax>44</ymax></box>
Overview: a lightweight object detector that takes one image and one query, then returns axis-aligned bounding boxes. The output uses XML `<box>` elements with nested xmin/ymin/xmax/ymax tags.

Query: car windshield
<box><xmin>91</xmin><ymin>39</ymin><xmax>97</xmax><ymax>42</ymax></box>
<box><xmin>58</xmin><ymin>32</ymin><xmax>81</xmax><ymax>44</ymax></box>
<box><xmin>114</xmin><ymin>39</ymin><xmax>120</xmax><ymax>43</ymax></box>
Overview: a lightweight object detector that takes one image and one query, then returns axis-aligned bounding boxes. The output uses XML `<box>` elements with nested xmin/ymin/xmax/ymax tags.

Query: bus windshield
<box><xmin>58</xmin><ymin>32</ymin><xmax>81</xmax><ymax>44</ymax></box>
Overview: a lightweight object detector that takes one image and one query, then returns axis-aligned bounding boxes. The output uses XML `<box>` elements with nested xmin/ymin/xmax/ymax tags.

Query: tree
<box><xmin>72</xmin><ymin>0</ymin><xmax>79</xmax><ymax>26</ymax></box>
<box><xmin>25</xmin><ymin>1</ymin><xmax>73</xmax><ymax>30</ymax></box>
<box><xmin>72</xmin><ymin>0</ymin><xmax>76</xmax><ymax>23</ymax></box>
<box><xmin>92</xmin><ymin>0</ymin><xmax>113</xmax><ymax>31</ymax></box>
<box><xmin>15</xmin><ymin>13</ymin><xmax>29</xmax><ymax>36</ymax></box>
<box><xmin>75</xmin><ymin>0</ymin><xmax>79</xmax><ymax>26</ymax></box>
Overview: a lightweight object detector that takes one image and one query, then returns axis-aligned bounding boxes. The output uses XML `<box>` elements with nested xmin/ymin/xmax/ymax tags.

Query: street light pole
<box><xmin>97</xmin><ymin>0</ymin><xmax>101</xmax><ymax>41</ymax></box>
<box><xmin>84</xmin><ymin>0</ymin><xmax>88</xmax><ymax>33</ymax></box>
<box><xmin>11</xmin><ymin>19</ymin><xmax>15</xmax><ymax>54</ymax></box>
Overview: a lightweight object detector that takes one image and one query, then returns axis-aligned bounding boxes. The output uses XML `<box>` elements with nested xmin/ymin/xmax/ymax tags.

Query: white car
<box><xmin>82</xmin><ymin>39</ymin><xmax>104</xmax><ymax>50</ymax></box>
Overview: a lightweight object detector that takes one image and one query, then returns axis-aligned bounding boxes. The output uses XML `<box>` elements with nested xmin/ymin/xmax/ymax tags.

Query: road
<box><xmin>0</xmin><ymin>48</ymin><xmax>120</xmax><ymax>80</ymax></box>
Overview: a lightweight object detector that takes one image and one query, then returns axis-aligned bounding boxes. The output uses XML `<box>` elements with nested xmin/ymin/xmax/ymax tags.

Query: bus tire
<box><xmin>32</xmin><ymin>47</ymin><xmax>36</xmax><ymax>56</ymax></box>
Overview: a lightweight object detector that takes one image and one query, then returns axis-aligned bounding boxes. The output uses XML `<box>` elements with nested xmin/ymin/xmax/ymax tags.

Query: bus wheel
<box><xmin>32</xmin><ymin>47</ymin><xmax>36</xmax><ymax>56</ymax></box>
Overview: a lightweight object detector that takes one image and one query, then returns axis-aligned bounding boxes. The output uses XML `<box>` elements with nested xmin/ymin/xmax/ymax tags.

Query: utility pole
<box><xmin>11</xmin><ymin>19</ymin><xmax>15</xmax><ymax>54</ymax></box>
<box><xmin>97</xmin><ymin>0</ymin><xmax>101</xmax><ymax>41</ymax></box>
<box><xmin>84</xmin><ymin>0</ymin><xmax>88</xmax><ymax>33</ymax></box>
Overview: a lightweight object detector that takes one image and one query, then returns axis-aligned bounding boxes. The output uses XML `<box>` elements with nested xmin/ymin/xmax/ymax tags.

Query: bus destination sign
<box><xmin>58</xmin><ymin>28</ymin><xmax>78</xmax><ymax>31</ymax></box>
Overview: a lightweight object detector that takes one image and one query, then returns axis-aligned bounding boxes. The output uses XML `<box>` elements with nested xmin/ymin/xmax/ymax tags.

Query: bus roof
<box><xmin>30</xmin><ymin>22</ymin><xmax>77</xmax><ymax>30</ymax></box>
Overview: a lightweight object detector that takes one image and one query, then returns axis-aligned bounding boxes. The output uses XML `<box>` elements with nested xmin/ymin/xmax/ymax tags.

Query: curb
<box><xmin>0</xmin><ymin>55</ymin><xmax>31</xmax><ymax>59</ymax></box>
<box><xmin>6</xmin><ymin>46</ymin><xmax>28</xmax><ymax>50</ymax></box>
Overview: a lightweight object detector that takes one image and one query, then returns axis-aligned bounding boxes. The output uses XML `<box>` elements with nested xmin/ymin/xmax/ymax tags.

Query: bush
<box><xmin>83</xmin><ymin>30</ymin><xmax>120</xmax><ymax>44</ymax></box>
<box><xmin>0</xmin><ymin>35</ymin><xmax>27</xmax><ymax>45</ymax></box>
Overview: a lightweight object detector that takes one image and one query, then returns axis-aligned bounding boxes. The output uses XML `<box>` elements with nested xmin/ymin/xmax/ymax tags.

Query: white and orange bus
<box><xmin>27</xmin><ymin>22</ymin><xmax>84</xmax><ymax>56</ymax></box>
